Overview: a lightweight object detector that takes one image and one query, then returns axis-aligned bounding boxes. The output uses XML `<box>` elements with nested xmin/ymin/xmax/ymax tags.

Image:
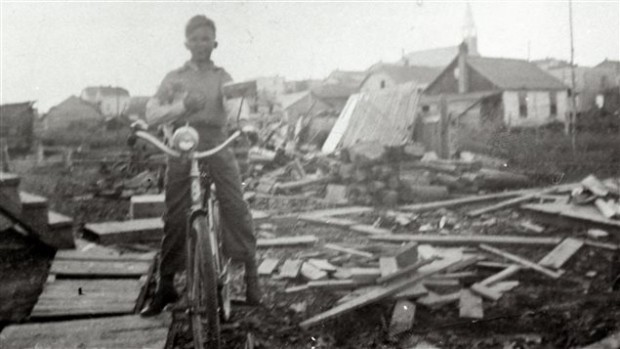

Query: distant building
<box><xmin>80</xmin><ymin>86</ymin><xmax>130</xmax><ymax>118</ymax></box>
<box><xmin>0</xmin><ymin>101</ymin><xmax>36</xmax><ymax>151</ymax></box>
<box><xmin>256</xmin><ymin>76</ymin><xmax>286</xmax><ymax>97</ymax></box>
<box><xmin>43</xmin><ymin>96</ymin><xmax>104</xmax><ymax>132</ymax></box>
<box><xmin>323</xmin><ymin>70</ymin><xmax>367</xmax><ymax>89</ymax></box>
<box><xmin>545</xmin><ymin>66</ymin><xmax>618</xmax><ymax>112</ymax></box>
<box><xmin>425</xmin><ymin>44</ymin><xmax>569</xmax><ymax>128</ymax></box>
<box><xmin>361</xmin><ymin>64</ymin><xmax>441</xmax><ymax>91</ymax></box>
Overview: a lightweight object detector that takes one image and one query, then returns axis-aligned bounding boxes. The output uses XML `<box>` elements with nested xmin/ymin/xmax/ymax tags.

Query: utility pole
<box><xmin>568</xmin><ymin>0</ymin><xmax>577</xmax><ymax>151</ymax></box>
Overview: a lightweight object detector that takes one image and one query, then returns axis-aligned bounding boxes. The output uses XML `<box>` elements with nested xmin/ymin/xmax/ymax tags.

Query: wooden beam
<box><xmin>479</xmin><ymin>244</ymin><xmax>563</xmax><ymax>279</ymax></box>
<box><xmin>398</xmin><ymin>189</ymin><xmax>534</xmax><ymax>212</ymax></box>
<box><xmin>349</xmin><ymin>224</ymin><xmax>392</xmax><ymax>235</ymax></box>
<box><xmin>467</xmin><ymin>183</ymin><xmax>576</xmax><ymax>217</ymax></box>
<box><xmin>479</xmin><ymin>265</ymin><xmax>521</xmax><ymax>286</ymax></box>
<box><xmin>299</xmin><ymin>258</ymin><xmax>462</xmax><ymax>329</ymax></box>
<box><xmin>376</xmin><ymin>257</ymin><xmax>440</xmax><ymax>284</ymax></box>
<box><xmin>257</xmin><ymin>235</ymin><xmax>318</xmax><ymax>248</ymax></box>
<box><xmin>538</xmin><ymin>238</ymin><xmax>584</xmax><ymax>269</ymax></box>
<box><xmin>324</xmin><ymin>243</ymin><xmax>373</xmax><ymax>259</ymax></box>
<box><xmin>371</xmin><ymin>235</ymin><xmax>561</xmax><ymax>246</ymax></box>
<box><xmin>299</xmin><ymin>215</ymin><xmax>359</xmax><ymax>229</ymax></box>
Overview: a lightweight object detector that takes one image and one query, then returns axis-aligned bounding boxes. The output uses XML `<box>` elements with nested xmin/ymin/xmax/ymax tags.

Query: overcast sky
<box><xmin>1</xmin><ymin>1</ymin><xmax>618</xmax><ymax>112</ymax></box>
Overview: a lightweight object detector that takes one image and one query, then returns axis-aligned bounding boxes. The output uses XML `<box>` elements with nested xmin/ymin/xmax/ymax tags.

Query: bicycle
<box><xmin>130</xmin><ymin>125</ymin><xmax>241</xmax><ymax>349</ymax></box>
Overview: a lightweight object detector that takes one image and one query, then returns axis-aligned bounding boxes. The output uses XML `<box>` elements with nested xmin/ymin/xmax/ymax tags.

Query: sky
<box><xmin>1</xmin><ymin>1</ymin><xmax>619</xmax><ymax>112</ymax></box>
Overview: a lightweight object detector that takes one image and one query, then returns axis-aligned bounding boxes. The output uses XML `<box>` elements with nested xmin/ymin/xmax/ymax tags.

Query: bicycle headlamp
<box><xmin>171</xmin><ymin>126</ymin><xmax>199</xmax><ymax>152</ymax></box>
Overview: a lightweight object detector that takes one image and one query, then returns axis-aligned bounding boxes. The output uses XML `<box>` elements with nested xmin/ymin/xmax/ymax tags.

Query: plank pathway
<box><xmin>0</xmin><ymin>243</ymin><xmax>171</xmax><ymax>348</ymax></box>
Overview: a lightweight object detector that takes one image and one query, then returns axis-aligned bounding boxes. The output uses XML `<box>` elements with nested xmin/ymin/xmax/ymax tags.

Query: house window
<box><xmin>380</xmin><ymin>80</ymin><xmax>386</xmax><ymax>89</ymax></box>
<box><xmin>518</xmin><ymin>91</ymin><xmax>528</xmax><ymax>118</ymax></box>
<box><xmin>549</xmin><ymin>91</ymin><xmax>557</xmax><ymax>117</ymax></box>
<box><xmin>421</xmin><ymin>105</ymin><xmax>430</xmax><ymax>113</ymax></box>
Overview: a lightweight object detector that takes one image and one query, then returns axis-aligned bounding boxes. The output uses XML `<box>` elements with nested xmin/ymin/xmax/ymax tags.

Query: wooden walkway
<box><xmin>0</xmin><ymin>239</ymin><xmax>172</xmax><ymax>348</ymax></box>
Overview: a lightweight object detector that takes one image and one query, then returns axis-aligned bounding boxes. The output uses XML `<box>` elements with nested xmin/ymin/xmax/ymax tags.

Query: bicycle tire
<box><xmin>210</xmin><ymin>199</ymin><xmax>231</xmax><ymax>322</ymax></box>
<box><xmin>190</xmin><ymin>214</ymin><xmax>221</xmax><ymax>349</ymax></box>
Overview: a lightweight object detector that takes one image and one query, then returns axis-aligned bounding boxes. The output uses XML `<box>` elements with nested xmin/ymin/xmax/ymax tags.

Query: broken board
<box><xmin>371</xmin><ymin>234</ymin><xmax>561</xmax><ymax>246</ymax></box>
<box><xmin>30</xmin><ymin>279</ymin><xmax>143</xmax><ymax>319</ymax></box>
<box><xmin>521</xmin><ymin>202</ymin><xmax>620</xmax><ymax>233</ymax></box>
<box><xmin>257</xmin><ymin>258</ymin><xmax>280</xmax><ymax>275</ymax></box>
<box><xmin>538</xmin><ymin>237</ymin><xmax>584</xmax><ymax>269</ymax></box>
<box><xmin>278</xmin><ymin>259</ymin><xmax>303</xmax><ymax>279</ymax></box>
<box><xmin>257</xmin><ymin>235</ymin><xmax>318</xmax><ymax>248</ymax></box>
<box><xmin>0</xmin><ymin>314</ymin><xmax>171</xmax><ymax>349</ymax></box>
<box><xmin>83</xmin><ymin>218</ymin><xmax>164</xmax><ymax>244</ymax></box>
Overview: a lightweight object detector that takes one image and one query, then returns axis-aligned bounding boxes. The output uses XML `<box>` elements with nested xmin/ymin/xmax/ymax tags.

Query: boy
<box><xmin>139</xmin><ymin>15</ymin><xmax>261</xmax><ymax>317</ymax></box>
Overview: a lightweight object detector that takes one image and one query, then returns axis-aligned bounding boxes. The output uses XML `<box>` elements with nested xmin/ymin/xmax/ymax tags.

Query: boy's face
<box><xmin>185</xmin><ymin>26</ymin><xmax>217</xmax><ymax>62</ymax></box>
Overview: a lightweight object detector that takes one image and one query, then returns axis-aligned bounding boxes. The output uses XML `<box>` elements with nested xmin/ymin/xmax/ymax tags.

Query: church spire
<box><xmin>462</xmin><ymin>2</ymin><xmax>479</xmax><ymax>56</ymax></box>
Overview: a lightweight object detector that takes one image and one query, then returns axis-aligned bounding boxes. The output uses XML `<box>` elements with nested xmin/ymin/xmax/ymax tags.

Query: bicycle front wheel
<box><xmin>190</xmin><ymin>214</ymin><xmax>221</xmax><ymax>349</ymax></box>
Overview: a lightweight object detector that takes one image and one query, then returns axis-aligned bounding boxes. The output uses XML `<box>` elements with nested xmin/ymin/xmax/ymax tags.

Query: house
<box><xmin>544</xmin><ymin>65</ymin><xmax>618</xmax><ymax>112</ymax></box>
<box><xmin>43</xmin><ymin>96</ymin><xmax>104</xmax><ymax>132</ymax></box>
<box><xmin>425</xmin><ymin>44</ymin><xmax>569</xmax><ymax>128</ymax></box>
<box><xmin>361</xmin><ymin>64</ymin><xmax>441</xmax><ymax>91</ymax></box>
<box><xmin>322</xmin><ymin>83</ymin><xmax>423</xmax><ymax>153</ymax></box>
<box><xmin>595</xmin><ymin>59</ymin><xmax>620</xmax><ymax>73</ymax></box>
<box><xmin>279</xmin><ymin>90</ymin><xmax>333</xmax><ymax>125</ymax></box>
<box><xmin>0</xmin><ymin>101</ymin><xmax>36</xmax><ymax>151</ymax></box>
<box><xmin>80</xmin><ymin>86</ymin><xmax>130</xmax><ymax>118</ymax></box>
<box><xmin>324</xmin><ymin>70</ymin><xmax>367</xmax><ymax>89</ymax></box>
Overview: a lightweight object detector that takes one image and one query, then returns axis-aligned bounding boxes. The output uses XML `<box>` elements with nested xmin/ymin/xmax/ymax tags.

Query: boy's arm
<box><xmin>144</xmin><ymin>73</ymin><xmax>188</xmax><ymax>127</ymax></box>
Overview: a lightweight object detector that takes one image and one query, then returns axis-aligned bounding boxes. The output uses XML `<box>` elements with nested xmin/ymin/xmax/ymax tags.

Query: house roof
<box><xmin>0</xmin><ymin>102</ymin><xmax>35</xmax><ymax>120</ymax></box>
<box><xmin>322</xmin><ymin>82</ymin><xmax>423</xmax><ymax>153</ymax></box>
<box><xmin>311</xmin><ymin>84</ymin><xmax>358</xmax><ymax>100</ymax></box>
<box><xmin>365</xmin><ymin>64</ymin><xmax>442</xmax><ymax>86</ymax></box>
<box><xmin>325</xmin><ymin>70</ymin><xmax>367</xmax><ymax>89</ymax></box>
<box><xmin>82</xmin><ymin>86</ymin><xmax>130</xmax><ymax>99</ymax></box>
<box><xmin>45</xmin><ymin>96</ymin><xmax>103</xmax><ymax>120</ymax></box>
<box><xmin>399</xmin><ymin>46</ymin><xmax>460</xmax><ymax>68</ymax></box>
<box><xmin>467</xmin><ymin>56</ymin><xmax>568</xmax><ymax>90</ymax></box>
<box><xmin>595</xmin><ymin>59</ymin><xmax>620</xmax><ymax>72</ymax></box>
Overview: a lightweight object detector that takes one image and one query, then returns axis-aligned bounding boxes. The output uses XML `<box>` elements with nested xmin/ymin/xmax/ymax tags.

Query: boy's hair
<box><xmin>185</xmin><ymin>15</ymin><xmax>216</xmax><ymax>37</ymax></box>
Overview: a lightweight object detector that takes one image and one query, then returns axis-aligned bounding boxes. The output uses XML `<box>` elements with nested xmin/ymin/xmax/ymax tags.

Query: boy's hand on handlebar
<box><xmin>131</xmin><ymin>119</ymin><xmax>149</xmax><ymax>131</ymax></box>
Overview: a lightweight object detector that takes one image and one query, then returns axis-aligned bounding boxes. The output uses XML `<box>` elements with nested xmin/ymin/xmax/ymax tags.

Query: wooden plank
<box><xmin>486</xmin><ymin>281</ymin><xmax>519</xmax><ymax>294</ymax></box>
<box><xmin>459</xmin><ymin>289</ymin><xmax>483</xmax><ymax>319</ymax></box>
<box><xmin>299</xmin><ymin>258</ymin><xmax>462</xmax><ymax>329</ymax></box>
<box><xmin>479</xmin><ymin>265</ymin><xmax>521</xmax><ymax>286</ymax></box>
<box><xmin>302</xmin><ymin>206</ymin><xmax>374</xmax><ymax>218</ymax></box>
<box><xmin>299</xmin><ymin>215</ymin><xmax>359</xmax><ymax>229</ymax></box>
<box><xmin>278</xmin><ymin>259</ymin><xmax>303</xmax><ymax>279</ymax></box>
<box><xmin>284</xmin><ymin>284</ymin><xmax>310</xmax><ymax>293</ymax></box>
<box><xmin>479</xmin><ymin>244</ymin><xmax>563</xmax><ymax>279</ymax></box>
<box><xmin>300</xmin><ymin>262</ymin><xmax>328</xmax><ymax>281</ymax></box>
<box><xmin>55</xmin><ymin>250</ymin><xmax>156</xmax><ymax>262</ymax></box>
<box><xmin>31</xmin><ymin>279</ymin><xmax>142</xmax><ymax>319</ymax></box>
<box><xmin>519</xmin><ymin>221</ymin><xmax>545</xmax><ymax>233</ymax></box>
<box><xmin>467</xmin><ymin>183</ymin><xmax>577</xmax><ymax>217</ymax></box>
<box><xmin>0</xmin><ymin>314</ymin><xmax>171</xmax><ymax>349</ymax></box>
<box><xmin>349</xmin><ymin>224</ymin><xmax>392</xmax><ymax>235</ymax></box>
<box><xmin>308</xmin><ymin>259</ymin><xmax>337</xmax><ymax>272</ymax></box>
<box><xmin>84</xmin><ymin>218</ymin><xmax>164</xmax><ymax>244</ymax></box>
<box><xmin>257</xmin><ymin>258</ymin><xmax>280</xmax><ymax>275</ymax></box>
<box><xmin>376</xmin><ymin>257</ymin><xmax>440</xmax><ymax>284</ymax></box>
<box><xmin>538</xmin><ymin>238</ymin><xmax>584</xmax><ymax>269</ymax></box>
<box><xmin>398</xmin><ymin>189</ymin><xmax>535</xmax><ymax>212</ymax></box>
<box><xmin>394</xmin><ymin>283</ymin><xmax>429</xmax><ymax>299</ymax></box>
<box><xmin>257</xmin><ymin>235</ymin><xmax>318</xmax><ymax>248</ymax></box>
<box><xmin>307</xmin><ymin>280</ymin><xmax>363</xmax><ymax>290</ymax></box>
<box><xmin>380</xmin><ymin>257</ymin><xmax>399</xmax><ymax>277</ymax></box>
<box><xmin>521</xmin><ymin>202</ymin><xmax>620</xmax><ymax>233</ymax></box>
<box><xmin>371</xmin><ymin>234</ymin><xmax>561</xmax><ymax>246</ymax></box>
<box><xmin>324</xmin><ymin>243</ymin><xmax>373</xmax><ymax>258</ymax></box>
<box><xmin>389</xmin><ymin>300</ymin><xmax>416</xmax><ymax>337</ymax></box>
<box><xmin>49</xmin><ymin>260</ymin><xmax>152</xmax><ymax>278</ymax></box>
<box><xmin>417</xmin><ymin>291</ymin><xmax>461</xmax><ymax>308</ymax></box>
<box><xmin>470</xmin><ymin>283</ymin><xmax>503</xmax><ymax>301</ymax></box>
<box><xmin>348</xmin><ymin>268</ymin><xmax>381</xmax><ymax>283</ymax></box>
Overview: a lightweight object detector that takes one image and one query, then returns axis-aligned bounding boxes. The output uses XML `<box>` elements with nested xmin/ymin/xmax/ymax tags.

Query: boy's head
<box><xmin>185</xmin><ymin>15</ymin><xmax>218</xmax><ymax>62</ymax></box>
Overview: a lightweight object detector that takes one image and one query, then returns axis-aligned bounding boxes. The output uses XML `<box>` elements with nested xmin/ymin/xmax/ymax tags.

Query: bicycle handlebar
<box><xmin>133</xmin><ymin>130</ymin><xmax>242</xmax><ymax>159</ymax></box>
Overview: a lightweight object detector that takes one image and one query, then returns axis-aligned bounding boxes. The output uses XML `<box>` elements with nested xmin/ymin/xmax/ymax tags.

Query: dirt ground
<box><xmin>2</xmin><ymin>159</ymin><xmax>619</xmax><ymax>349</ymax></box>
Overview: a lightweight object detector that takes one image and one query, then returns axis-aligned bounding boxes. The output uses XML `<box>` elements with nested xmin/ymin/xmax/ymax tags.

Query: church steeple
<box><xmin>462</xmin><ymin>3</ymin><xmax>479</xmax><ymax>56</ymax></box>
